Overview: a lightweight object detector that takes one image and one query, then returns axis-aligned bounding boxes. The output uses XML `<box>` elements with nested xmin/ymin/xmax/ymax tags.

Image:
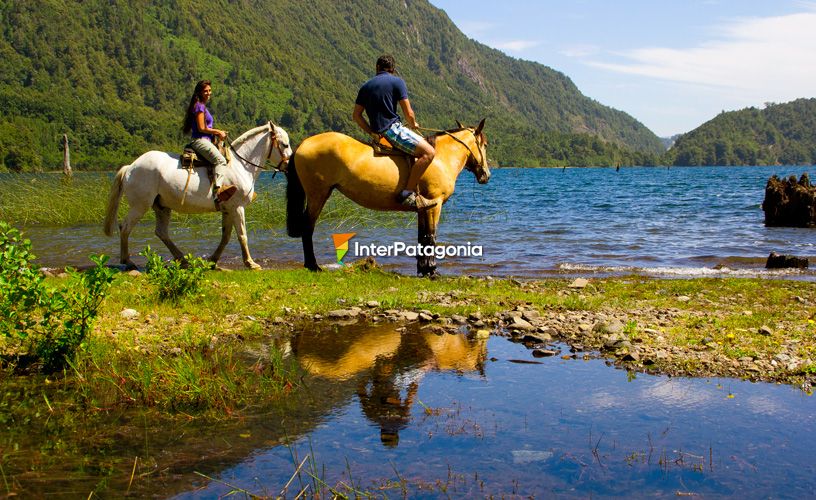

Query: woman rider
<box><xmin>182</xmin><ymin>80</ymin><xmax>236</xmax><ymax>203</ymax></box>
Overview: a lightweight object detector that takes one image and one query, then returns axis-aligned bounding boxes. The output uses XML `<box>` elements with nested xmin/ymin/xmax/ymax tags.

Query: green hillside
<box><xmin>0</xmin><ymin>0</ymin><xmax>663</xmax><ymax>171</ymax></box>
<box><xmin>667</xmin><ymin>98</ymin><xmax>816</xmax><ymax>166</ymax></box>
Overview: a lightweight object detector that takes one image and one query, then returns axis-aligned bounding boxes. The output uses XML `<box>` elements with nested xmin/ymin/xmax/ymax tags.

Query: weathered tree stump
<box><xmin>766</xmin><ymin>251</ymin><xmax>808</xmax><ymax>269</ymax></box>
<box><xmin>762</xmin><ymin>173</ymin><xmax>816</xmax><ymax>227</ymax></box>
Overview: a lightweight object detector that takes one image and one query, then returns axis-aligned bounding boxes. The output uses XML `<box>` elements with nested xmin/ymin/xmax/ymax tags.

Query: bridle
<box><xmin>419</xmin><ymin>126</ymin><xmax>486</xmax><ymax>171</ymax></box>
<box><xmin>226</xmin><ymin>121</ymin><xmax>289</xmax><ymax>174</ymax></box>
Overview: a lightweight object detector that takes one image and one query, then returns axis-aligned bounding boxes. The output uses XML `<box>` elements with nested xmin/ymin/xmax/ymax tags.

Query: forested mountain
<box><xmin>666</xmin><ymin>99</ymin><xmax>816</xmax><ymax>166</ymax></box>
<box><xmin>0</xmin><ymin>0</ymin><xmax>663</xmax><ymax>171</ymax></box>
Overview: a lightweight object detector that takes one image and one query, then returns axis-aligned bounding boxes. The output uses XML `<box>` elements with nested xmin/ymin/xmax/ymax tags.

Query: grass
<box><xmin>0</xmin><ymin>171</ymin><xmax>410</xmax><ymax>230</ymax></box>
<box><xmin>2</xmin><ymin>266</ymin><xmax>816</xmax><ymax>497</ymax></box>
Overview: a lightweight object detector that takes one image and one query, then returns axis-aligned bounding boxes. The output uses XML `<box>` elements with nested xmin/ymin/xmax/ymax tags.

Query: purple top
<box><xmin>191</xmin><ymin>101</ymin><xmax>214</xmax><ymax>141</ymax></box>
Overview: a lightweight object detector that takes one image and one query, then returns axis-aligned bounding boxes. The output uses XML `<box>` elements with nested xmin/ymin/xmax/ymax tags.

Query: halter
<box><xmin>226</xmin><ymin>121</ymin><xmax>290</xmax><ymax>174</ymax></box>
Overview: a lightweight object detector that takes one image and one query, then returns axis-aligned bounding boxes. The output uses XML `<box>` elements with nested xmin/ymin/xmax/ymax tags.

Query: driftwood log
<box><xmin>762</xmin><ymin>173</ymin><xmax>816</xmax><ymax>227</ymax></box>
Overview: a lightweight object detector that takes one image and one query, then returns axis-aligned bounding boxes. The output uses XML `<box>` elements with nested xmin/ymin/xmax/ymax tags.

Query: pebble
<box><xmin>120</xmin><ymin>308</ymin><xmax>139</xmax><ymax>320</ymax></box>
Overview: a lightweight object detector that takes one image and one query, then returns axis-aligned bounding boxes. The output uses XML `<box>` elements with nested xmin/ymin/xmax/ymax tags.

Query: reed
<box><xmin>0</xmin><ymin>172</ymin><xmax>410</xmax><ymax>230</ymax></box>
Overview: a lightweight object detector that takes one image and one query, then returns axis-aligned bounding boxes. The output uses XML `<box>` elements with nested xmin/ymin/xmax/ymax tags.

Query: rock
<box><xmin>120</xmin><ymin>308</ymin><xmax>139</xmax><ymax>320</ymax></box>
<box><xmin>127</xmin><ymin>269</ymin><xmax>141</xmax><ymax>277</ymax></box>
<box><xmin>762</xmin><ymin>173</ymin><xmax>816</xmax><ymax>227</ymax></box>
<box><xmin>365</xmin><ymin>300</ymin><xmax>380</xmax><ymax>308</ymax></box>
<box><xmin>474</xmin><ymin>329</ymin><xmax>491</xmax><ymax>339</ymax></box>
<box><xmin>758</xmin><ymin>326</ymin><xmax>773</xmax><ymax>336</ymax></box>
<box><xmin>451</xmin><ymin>315</ymin><xmax>468</xmax><ymax>324</ymax></box>
<box><xmin>328</xmin><ymin>309</ymin><xmax>358</xmax><ymax>319</ymax></box>
<box><xmin>521</xmin><ymin>333</ymin><xmax>549</xmax><ymax>344</ymax></box>
<box><xmin>418</xmin><ymin>312</ymin><xmax>434</xmax><ymax>322</ymax></box>
<box><xmin>568</xmin><ymin>278</ymin><xmax>589</xmax><ymax>289</ymax></box>
<box><xmin>532</xmin><ymin>349</ymin><xmax>559</xmax><ymax>358</ymax></box>
<box><xmin>676</xmin><ymin>295</ymin><xmax>691</xmax><ymax>303</ymax></box>
<box><xmin>593</xmin><ymin>320</ymin><xmax>624</xmax><ymax>335</ymax></box>
<box><xmin>522</xmin><ymin>310</ymin><xmax>541</xmax><ymax>322</ymax></box>
<box><xmin>622</xmin><ymin>351</ymin><xmax>640</xmax><ymax>362</ymax></box>
<box><xmin>401</xmin><ymin>311</ymin><xmax>420</xmax><ymax>321</ymax></box>
<box><xmin>766</xmin><ymin>251</ymin><xmax>809</xmax><ymax>269</ymax></box>
<box><xmin>468</xmin><ymin>312</ymin><xmax>482</xmax><ymax>321</ymax></box>
<box><xmin>509</xmin><ymin>316</ymin><xmax>534</xmax><ymax>331</ymax></box>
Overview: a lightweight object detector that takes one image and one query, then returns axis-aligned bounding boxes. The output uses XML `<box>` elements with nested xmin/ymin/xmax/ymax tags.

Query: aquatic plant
<box><xmin>141</xmin><ymin>246</ymin><xmax>209</xmax><ymax>303</ymax></box>
<box><xmin>0</xmin><ymin>172</ymin><xmax>410</xmax><ymax>229</ymax></box>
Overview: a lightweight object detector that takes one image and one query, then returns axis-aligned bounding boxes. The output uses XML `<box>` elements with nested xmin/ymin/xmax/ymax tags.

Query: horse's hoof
<box><xmin>305</xmin><ymin>264</ymin><xmax>323</xmax><ymax>272</ymax></box>
<box><xmin>246</xmin><ymin>262</ymin><xmax>262</xmax><ymax>271</ymax></box>
<box><xmin>123</xmin><ymin>260</ymin><xmax>138</xmax><ymax>271</ymax></box>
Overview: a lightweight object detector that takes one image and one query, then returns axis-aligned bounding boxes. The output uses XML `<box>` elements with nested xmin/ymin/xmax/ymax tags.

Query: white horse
<box><xmin>103</xmin><ymin>122</ymin><xmax>292</xmax><ymax>270</ymax></box>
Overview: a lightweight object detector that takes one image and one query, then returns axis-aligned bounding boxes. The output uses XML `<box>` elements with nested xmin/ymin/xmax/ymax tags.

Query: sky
<box><xmin>428</xmin><ymin>0</ymin><xmax>816</xmax><ymax>137</ymax></box>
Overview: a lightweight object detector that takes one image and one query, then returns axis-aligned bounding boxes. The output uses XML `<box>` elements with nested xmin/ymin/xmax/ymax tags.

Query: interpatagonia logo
<box><xmin>332</xmin><ymin>233</ymin><xmax>356</xmax><ymax>265</ymax></box>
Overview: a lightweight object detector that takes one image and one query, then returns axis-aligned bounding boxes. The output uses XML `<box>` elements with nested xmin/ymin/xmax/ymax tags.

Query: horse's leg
<box><xmin>119</xmin><ymin>203</ymin><xmax>150</xmax><ymax>269</ymax></box>
<box><xmin>302</xmin><ymin>191</ymin><xmax>331</xmax><ymax>271</ymax></box>
<box><xmin>417</xmin><ymin>205</ymin><xmax>443</xmax><ymax>278</ymax></box>
<box><xmin>153</xmin><ymin>205</ymin><xmax>185</xmax><ymax>261</ymax></box>
<box><xmin>209</xmin><ymin>211</ymin><xmax>234</xmax><ymax>268</ymax></box>
<box><xmin>231</xmin><ymin>206</ymin><xmax>261</xmax><ymax>270</ymax></box>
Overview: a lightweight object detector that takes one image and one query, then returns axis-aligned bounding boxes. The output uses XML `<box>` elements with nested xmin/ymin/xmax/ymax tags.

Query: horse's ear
<box><xmin>455</xmin><ymin>120</ymin><xmax>464</xmax><ymax>129</ymax></box>
<box><xmin>474</xmin><ymin>118</ymin><xmax>486</xmax><ymax>136</ymax></box>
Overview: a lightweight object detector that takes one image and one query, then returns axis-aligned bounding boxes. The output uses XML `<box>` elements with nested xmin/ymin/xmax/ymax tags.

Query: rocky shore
<box><xmin>312</xmin><ymin>279</ymin><xmax>816</xmax><ymax>392</ymax></box>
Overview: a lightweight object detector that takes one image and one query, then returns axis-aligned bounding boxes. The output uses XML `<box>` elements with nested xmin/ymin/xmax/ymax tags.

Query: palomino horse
<box><xmin>286</xmin><ymin>119</ymin><xmax>489</xmax><ymax>276</ymax></box>
<box><xmin>104</xmin><ymin>122</ymin><xmax>291</xmax><ymax>270</ymax></box>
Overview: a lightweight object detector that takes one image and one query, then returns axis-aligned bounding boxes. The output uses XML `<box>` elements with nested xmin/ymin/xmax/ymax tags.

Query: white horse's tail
<box><xmin>103</xmin><ymin>165</ymin><xmax>129</xmax><ymax>236</ymax></box>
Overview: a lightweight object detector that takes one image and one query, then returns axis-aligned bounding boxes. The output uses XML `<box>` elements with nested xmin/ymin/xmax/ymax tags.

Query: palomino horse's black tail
<box><xmin>285</xmin><ymin>154</ymin><xmax>306</xmax><ymax>237</ymax></box>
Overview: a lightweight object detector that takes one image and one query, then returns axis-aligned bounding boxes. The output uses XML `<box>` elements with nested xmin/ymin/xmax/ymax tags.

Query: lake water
<box><xmin>173</xmin><ymin>323</ymin><xmax>816</xmax><ymax>498</ymax></box>
<box><xmin>22</xmin><ymin>165</ymin><xmax>816</xmax><ymax>279</ymax></box>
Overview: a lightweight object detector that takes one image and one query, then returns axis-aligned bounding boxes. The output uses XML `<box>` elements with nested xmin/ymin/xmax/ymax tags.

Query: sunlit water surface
<box><xmin>171</xmin><ymin>323</ymin><xmax>816</xmax><ymax>498</ymax></box>
<box><xmin>20</xmin><ymin>165</ymin><xmax>816</xmax><ymax>280</ymax></box>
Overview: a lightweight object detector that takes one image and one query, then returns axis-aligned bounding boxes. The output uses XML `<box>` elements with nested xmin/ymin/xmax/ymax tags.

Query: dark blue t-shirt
<box><xmin>355</xmin><ymin>71</ymin><xmax>409</xmax><ymax>133</ymax></box>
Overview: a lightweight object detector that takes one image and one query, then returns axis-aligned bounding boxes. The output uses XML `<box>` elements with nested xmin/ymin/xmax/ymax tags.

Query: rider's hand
<box><xmin>216</xmin><ymin>130</ymin><xmax>227</xmax><ymax>140</ymax></box>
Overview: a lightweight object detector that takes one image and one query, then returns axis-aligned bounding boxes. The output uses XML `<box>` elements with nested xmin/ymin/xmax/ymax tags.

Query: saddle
<box><xmin>371</xmin><ymin>136</ymin><xmax>408</xmax><ymax>157</ymax></box>
<box><xmin>179</xmin><ymin>141</ymin><xmax>231</xmax><ymax>206</ymax></box>
<box><xmin>180</xmin><ymin>141</ymin><xmax>230</xmax><ymax>170</ymax></box>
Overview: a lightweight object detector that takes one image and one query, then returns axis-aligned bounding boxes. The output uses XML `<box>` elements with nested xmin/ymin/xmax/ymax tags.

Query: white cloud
<box><xmin>492</xmin><ymin>39</ymin><xmax>540</xmax><ymax>52</ymax></box>
<box><xmin>560</xmin><ymin>44</ymin><xmax>601</xmax><ymax>58</ymax></box>
<box><xmin>585</xmin><ymin>10</ymin><xmax>816</xmax><ymax>103</ymax></box>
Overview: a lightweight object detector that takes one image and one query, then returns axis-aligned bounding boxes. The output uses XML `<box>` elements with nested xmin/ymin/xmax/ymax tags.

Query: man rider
<box><xmin>353</xmin><ymin>54</ymin><xmax>436</xmax><ymax>210</ymax></box>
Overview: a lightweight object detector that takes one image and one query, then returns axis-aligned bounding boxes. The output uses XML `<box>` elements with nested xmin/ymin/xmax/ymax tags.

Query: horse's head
<box><xmin>268</xmin><ymin>121</ymin><xmax>293</xmax><ymax>172</ymax></box>
<box><xmin>465</xmin><ymin>119</ymin><xmax>490</xmax><ymax>184</ymax></box>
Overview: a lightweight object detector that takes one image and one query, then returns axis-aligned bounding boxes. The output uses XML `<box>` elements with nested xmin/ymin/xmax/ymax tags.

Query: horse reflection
<box><xmin>290</xmin><ymin>324</ymin><xmax>488</xmax><ymax>447</ymax></box>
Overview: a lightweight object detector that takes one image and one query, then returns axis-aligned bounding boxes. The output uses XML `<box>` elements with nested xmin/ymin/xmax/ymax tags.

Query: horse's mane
<box><xmin>232</xmin><ymin>124</ymin><xmax>269</xmax><ymax>146</ymax></box>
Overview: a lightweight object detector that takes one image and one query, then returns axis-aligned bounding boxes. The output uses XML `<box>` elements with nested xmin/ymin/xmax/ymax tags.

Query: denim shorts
<box><xmin>382</xmin><ymin>121</ymin><xmax>422</xmax><ymax>156</ymax></box>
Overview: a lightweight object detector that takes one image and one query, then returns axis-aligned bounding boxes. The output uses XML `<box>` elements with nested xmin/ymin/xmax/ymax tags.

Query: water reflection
<box><xmin>289</xmin><ymin>323</ymin><xmax>487</xmax><ymax>448</ymax></box>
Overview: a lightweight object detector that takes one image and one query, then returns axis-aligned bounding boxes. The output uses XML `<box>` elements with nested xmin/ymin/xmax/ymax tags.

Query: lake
<box><xmin>21</xmin><ymin>165</ymin><xmax>816</xmax><ymax>279</ymax></box>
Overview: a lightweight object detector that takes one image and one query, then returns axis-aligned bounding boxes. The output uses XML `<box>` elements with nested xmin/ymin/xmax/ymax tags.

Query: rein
<box><xmin>417</xmin><ymin>126</ymin><xmax>485</xmax><ymax>168</ymax></box>
<box><xmin>226</xmin><ymin>121</ymin><xmax>288</xmax><ymax>176</ymax></box>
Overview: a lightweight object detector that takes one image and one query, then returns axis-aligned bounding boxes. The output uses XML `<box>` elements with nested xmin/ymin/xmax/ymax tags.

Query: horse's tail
<box><xmin>285</xmin><ymin>153</ymin><xmax>306</xmax><ymax>238</ymax></box>
<box><xmin>103</xmin><ymin>165</ymin><xmax>128</xmax><ymax>236</ymax></box>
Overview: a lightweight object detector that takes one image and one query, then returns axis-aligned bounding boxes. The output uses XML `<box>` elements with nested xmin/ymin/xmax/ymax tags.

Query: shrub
<box><xmin>0</xmin><ymin>221</ymin><xmax>116</xmax><ymax>372</ymax></box>
<box><xmin>141</xmin><ymin>246</ymin><xmax>209</xmax><ymax>302</ymax></box>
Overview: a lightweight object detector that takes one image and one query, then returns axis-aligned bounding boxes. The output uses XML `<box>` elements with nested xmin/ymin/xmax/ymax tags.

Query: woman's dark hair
<box><xmin>182</xmin><ymin>80</ymin><xmax>211</xmax><ymax>134</ymax></box>
<box><xmin>376</xmin><ymin>54</ymin><xmax>396</xmax><ymax>73</ymax></box>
